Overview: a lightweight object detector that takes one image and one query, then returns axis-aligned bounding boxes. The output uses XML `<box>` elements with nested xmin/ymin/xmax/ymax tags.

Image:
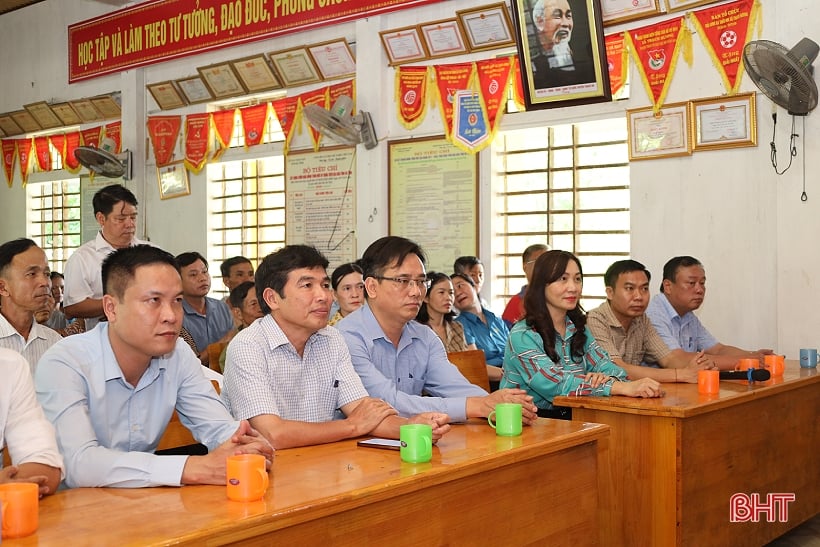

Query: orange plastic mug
<box><xmin>226</xmin><ymin>454</ymin><xmax>269</xmax><ymax>502</ymax></box>
<box><xmin>0</xmin><ymin>482</ymin><xmax>39</xmax><ymax>539</ymax></box>
<box><xmin>763</xmin><ymin>354</ymin><xmax>785</xmax><ymax>377</ymax></box>
<box><xmin>698</xmin><ymin>370</ymin><xmax>720</xmax><ymax>394</ymax></box>
<box><xmin>735</xmin><ymin>358</ymin><xmax>759</xmax><ymax>371</ymax></box>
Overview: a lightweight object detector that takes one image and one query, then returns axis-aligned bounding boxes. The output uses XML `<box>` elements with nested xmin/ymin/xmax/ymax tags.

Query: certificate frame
<box><xmin>231</xmin><ymin>54</ymin><xmax>282</xmax><ymax>92</ymax></box>
<box><xmin>70</xmin><ymin>99</ymin><xmax>104</xmax><ymax>123</ymax></box>
<box><xmin>602</xmin><ymin>0</ymin><xmax>665</xmax><ymax>27</ymax></box>
<box><xmin>90</xmin><ymin>95</ymin><xmax>122</xmax><ymax>119</ymax></box>
<box><xmin>24</xmin><ymin>101</ymin><xmax>63</xmax><ymax>130</ymax></box>
<box><xmin>510</xmin><ymin>0</ymin><xmax>611</xmax><ymax>109</ymax></box>
<box><xmin>456</xmin><ymin>2</ymin><xmax>516</xmax><ymax>52</ymax></box>
<box><xmin>268</xmin><ymin>47</ymin><xmax>322</xmax><ymax>87</ymax></box>
<box><xmin>379</xmin><ymin>26</ymin><xmax>429</xmax><ymax>66</ymax></box>
<box><xmin>419</xmin><ymin>18</ymin><xmax>470</xmax><ymax>58</ymax></box>
<box><xmin>157</xmin><ymin>161</ymin><xmax>190</xmax><ymax>200</ymax></box>
<box><xmin>627</xmin><ymin>101</ymin><xmax>692</xmax><ymax>160</ymax></box>
<box><xmin>197</xmin><ymin>62</ymin><xmax>247</xmax><ymax>99</ymax></box>
<box><xmin>147</xmin><ymin>81</ymin><xmax>187</xmax><ymax>110</ymax></box>
<box><xmin>690</xmin><ymin>92</ymin><xmax>757</xmax><ymax>151</ymax></box>
<box><xmin>10</xmin><ymin>110</ymin><xmax>41</xmax><ymax>133</ymax></box>
<box><xmin>665</xmin><ymin>0</ymin><xmax>721</xmax><ymax>13</ymax></box>
<box><xmin>0</xmin><ymin>114</ymin><xmax>23</xmax><ymax>136</ymax></box>
<box><xmin>307</xmin><ymin>39</ymin><xmax>357</xmax><ymax>81</ymax></box>
<box><xmin>50</xmin><ymin>103</ymin><xmax>83</xmax><ymax>126</ymax></box>
<box><xmin>175</xmin><ymin>75</ymin><xmax>214</xmax><ymax>105</ymax></box>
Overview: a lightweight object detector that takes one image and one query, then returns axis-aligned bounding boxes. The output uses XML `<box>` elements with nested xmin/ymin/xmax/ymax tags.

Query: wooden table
<box><xmin>555</xmin><ymin>362</ymin><xmax>820</xmax><ymax>547</ymax></box>
<box><xmin>7</xmin><ymin>419</ymin><xmax>609</xmax><ymax>546</ymax></box>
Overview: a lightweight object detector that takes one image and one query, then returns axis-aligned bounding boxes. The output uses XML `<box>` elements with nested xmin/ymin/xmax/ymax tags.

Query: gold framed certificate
<box><xmin>419</xmin><ymin>19</ymin><xmax>470</xmax><ymax>58</ymax></box>
<box><xmin>307</xmin><ymin>39</ymin><xmax>356</xmax><ymax>81</ymax></box>
<box><xmin>231</xmin><ymin>55</ymin><xmax>282</xmax><ymax>92</ymax></box>
<box><xmin>147</xmin><ymin>82</ymin><xmax>187</xmax><ymax>110</ymax></box>
<box><xmin>24</xmin><ymin>102</ymin><xmax>63</xmax><ymax>130</ymax></box>
<box><xmin>176</xmin><ymin>76</ymin><xmax>214</xmax><ymax>105</ymax></box>
<box><xmin>197</xmin><ymin>62</ymin><xmax>247</xmax><ymax>99</ymax></box>
<box><xmin>0</xmin><ymin>114</ymin><xmax>23</xmax><ymax>136</ymax></box>
<box><xmin>90</xmin><ymin>95</ymin><xmax>122</xmax><ymax>119</ymax></box>
<box><xmin>456</xmin><ymin>3</ymin><xmax>516</xmax><ymax>52</ymax></box>
<box><xmin>602</xmin><ymin>0</ymin><xmax>664</xmax><ymax>26</ymax></box>
<box><xmin>10</xmin><ymin>110</ymin><xmax>41</xmax><ymax>133</ymax></box>
<box><xmin>70</xmin><ymin>99</ymin><xmax>104</xmax><ymax>123</ymax></box>
<box><xmin>379</xmin><ymin>26</ymin><xmax>429</xmax><ymax>66</ymax></box>
<box><xmin>627</xmin><ymin>102</ymin><xmax>692</xmax><ymax>160</ymax></box>
<box><xmin>268</xmin><ymin>47</ymin><xmax>322</xmax><ymax>87</ymax></box>
<box><xmin>665</xmin><ymin>0</ymin><xmax>722</xmax><ymax>13</ymax></box>
<box><xmin>157</xmin><ymin>161</ymin><xmax>190</xmax><ymax>200</ymax></box>
<box><xmin>51</xmin><ymin>103</ymin><xmax>83</xmax><ymax>126</ymax></box>
<box><xmin>691</xmin><ymin>92</ymin><xmax>757</xmax><ymax>151</ymax></box>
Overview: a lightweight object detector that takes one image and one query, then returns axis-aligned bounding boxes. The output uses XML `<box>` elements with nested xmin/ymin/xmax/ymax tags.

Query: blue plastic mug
<box><xmin>799</xmin><ymin>348</ymin><xmax>819</xmax><ymax>368</ymax></box>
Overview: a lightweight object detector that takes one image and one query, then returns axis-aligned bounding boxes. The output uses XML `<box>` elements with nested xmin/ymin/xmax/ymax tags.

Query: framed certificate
<box><xmin>10</xmin><ymin>110</ymin><xmax>41</xmax><ymax>133</ymax></box>
<box><xmin>665</xmin><ymin>0</ymin><xmax>721</xmax><ymax>12</ymax></box>
<box><xmin>50</xmin><ymin>103</ymin><xmax>83</xmax><ymax>126</ymax></box>
<box><xmin>231</xmin><ymin>55</ymin><xmax>282</xmax><ymax>92</ymax></box>
<box><xmin>456</xmin><ymin>3</ymin><xmax>516</xmax><ymax>52</ymax></box>
<box><xmin>90</xmin><ymin>95</ymin><xmax>121</xmax><ymax>119</ymax></box>
<box><xmin>268</xmin><ymin>47</ymin><xmax>322</xmax><ymax>87</ymax></box>
<box><xmin>691</xmin><ymin>92</ymin><xmax>757</xmax><ymax>151</ymax></box>
<box><xmin>379</xmin><ymin>26</ymin><xmax>429</xmax><ymax>66</ymax></box>
<box><xmin>197</xmin><ymin>62</ymin><xmax>247</xmax><ymax>99</ymax></box>
<box><xmin>176</xmin><ymin>75</ymin><xmax>214</xmax><ymax>105</ymax></box>
<box><xmin>0</xmin><ymin>114</ymin><xmax>23</xmax><ymax>136</ymax></box>
<box><xmin>24</xmin><ymin>101</ymin><xmax>63</xmax><ymax>130</ymax></box>
<box><xmin>70</xmin><ymin>99</ymin><xmax>104</xmax><ymax>123</ymax></box>
<box><xmin>420</xmin><ymin>19</ymin><xmax>470</xmax><ymax>58</ymax></box>
<box><xmin>602</xmin><ymin>0</ymin><xmax>665</xmax><ymax>26</ymax></box>
<box><xmin>147</xmin><ymin>81</ymin><xmax>187</xmax><ymax>110</ymax></box>
<box><xmin>627</xmin><ymin>102</ymin><xmax>692</xmax><ymax>160</ymax></box>
<box><xmin>307</xmin><ymin>39</ymin><xmax>357</xmax><ymax>81</ymax></box>
<box><xmin>157</xmin><ymin>161</ymin><xmax>190</xmax><ymax>200</ymax></box>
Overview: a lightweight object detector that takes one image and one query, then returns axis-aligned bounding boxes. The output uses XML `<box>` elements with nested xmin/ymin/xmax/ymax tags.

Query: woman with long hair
<box><xmin>416</xmin><ymin>272</ymin><xmax>474</xmax><ymax>353</ymax></box>
<box><xmin>501</xmin><ymin>250</ymin><xmax>663</xmax><ymax>418</ymax></box>
<box><xmin>328</xmin><ymin>262</ymin><xmax>364</xmax><ymax>326</ymax></box>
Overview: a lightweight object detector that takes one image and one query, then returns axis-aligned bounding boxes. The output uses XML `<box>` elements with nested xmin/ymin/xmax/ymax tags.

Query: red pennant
<box><xmin>184</xmin><ymin>113</ymin><xmax>210</xmax><ymax>174</ymax></box>
<box><xmin>2</xmin><ymin>139</ymin><xmax>16</xmax><ymax>187</ymax></box>
<box><xmin>606</xmin><ymin>33</ymin><xmax>627</xmax><ymax>97</ymax></box>
<box><xmin>146</xmin><ymin>115</ymin><xmax>182</xmax><ymax>167</ymax></box>
<box><xmin>17</xmin><ymin>138</ymin><xmax>33</xmax><ymax>186</ymax></box>
<box><xmin>396</xmin><ymin>66</ymin><xmax>429</xmax><ymax>129</ymax></box>
<box><xmin>104</xmin><ymin>121</ymin><xmax>122</xmax><ymax>153</ymax></box>
<box><xmin>434</xmin><ymin>63</ymin><xmax>474</xmax><ymax>138</ymax></box>
<box><xmin>64</xmin><ymin>132</ymin><xmax>81</xmax><ymax>173</ymax></box>
<box><xmin>299</xmin><ymin>88</ymin><xmax>329</xmax><ymax>151</ymax></box>
<box><xmin>80</xmin><ymin>126</ymin><xmax>102</xmax><ymax>148</ymax></box>
<box><xmin>475</xmin><ymin>57</ymin><xmax>513</xmax><ymax>136</ymax></box>
<box><xmin>512</xmin><ymin>56</ymin><xmax>525</xmax><ymax>110</ymax></box>
<box><xmin>49</xmin><ymin>134</ymin><xmax>66</xmax><ymax>166</ymax></box>
<box><xmin>271</xmin><ymin>96</ymin><xmax>300</xmax><ymax>154</ymax></box>
<box><xmin>329</xmin><ymin>80</ymin><xmax>355</xmax><ymax>110</ymax></box>
<box><xmin>239</xmin><ymin>104</ymin><xmax>269</xmax><ymax>148</ymax></box>
<box><xmin>626</xmin><ymin>17</ymin><xmax>689</xmax><ymax>110</ymax></box>
<box><xmin>34</xmin><ymin>136</ymin><xmax>51</xmax><ymax>171</ymax></box>
<box><xmin>211</xmin><ymin>109</ymin><xmax>236</xmax><ymax>159</ymax></box>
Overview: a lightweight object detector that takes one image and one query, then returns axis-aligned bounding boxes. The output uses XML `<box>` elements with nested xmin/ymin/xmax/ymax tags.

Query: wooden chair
<box><xmin>447</xmin><ymin>349</ymin><xmax>491</xmax><ymax>392</ymax></box>
<box><xmin>207</xmin><ymin>342</ymin><xmax>227</xmax><ymax>372</ymax></box>
<box><xmin>156</xmin><ymin>380</ymin><xmax>221</xmax><ymax>452</ymax></box>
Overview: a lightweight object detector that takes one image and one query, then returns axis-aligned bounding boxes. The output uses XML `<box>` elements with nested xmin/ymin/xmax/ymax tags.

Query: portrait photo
<box><xmin>511</xmin><ymin>0</ymin><xmax>611</xmax><ymax>109</ymax></box>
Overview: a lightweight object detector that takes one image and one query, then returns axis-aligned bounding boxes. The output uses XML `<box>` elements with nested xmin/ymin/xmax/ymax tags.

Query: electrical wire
<box><xmin>326</xmin><ymin>148</ymin><xmax>356</xmax><ymax>251</ymax></box>
<box><xmin>770</xmin><ymin>112</ymin><xmax>799</xmax><ymax>176</ymax></box>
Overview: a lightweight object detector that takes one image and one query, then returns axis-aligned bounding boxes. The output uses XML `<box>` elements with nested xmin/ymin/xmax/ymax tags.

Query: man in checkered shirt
<box><xmin>221</xmin><ymin>245</ymin><xmax>450</xmax><ymax>449</ymax></box>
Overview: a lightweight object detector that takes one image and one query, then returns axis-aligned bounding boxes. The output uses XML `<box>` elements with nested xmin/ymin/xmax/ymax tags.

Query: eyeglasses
<box><xmin>373</xmin><ymin>276</ymin><xmax>431</xmax><ymax>292</ymax></box>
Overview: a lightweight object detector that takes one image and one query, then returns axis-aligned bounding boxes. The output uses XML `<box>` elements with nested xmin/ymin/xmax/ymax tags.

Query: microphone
<box><xmin>719</xmin><ymin>369</ymin><xmax>771</xmax><ymax>382</ymax></box>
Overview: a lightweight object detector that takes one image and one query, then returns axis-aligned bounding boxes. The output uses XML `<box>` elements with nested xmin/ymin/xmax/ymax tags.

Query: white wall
<box><xmin>0</xmin><ymin>0</ymin><xmax>817</xmax><ymax>357</ymax></box>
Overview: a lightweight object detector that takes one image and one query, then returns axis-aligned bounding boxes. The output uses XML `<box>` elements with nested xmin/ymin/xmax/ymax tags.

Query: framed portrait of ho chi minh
<box><xmin>510</xmin><ymin>0</ymin><xmax>611</xmax><ymax>110</ymax></box>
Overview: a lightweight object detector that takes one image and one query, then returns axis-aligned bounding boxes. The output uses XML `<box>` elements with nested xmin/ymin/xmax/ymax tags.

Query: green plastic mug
<box><xmin>488</xmin><ymin>403</ymin><xmax>523</xmax><ymax>437</ymax></box>
<box><xmin>400</xmin><ymin>424</ymin><xmax>433</xmax><ymax>463</ymax></box>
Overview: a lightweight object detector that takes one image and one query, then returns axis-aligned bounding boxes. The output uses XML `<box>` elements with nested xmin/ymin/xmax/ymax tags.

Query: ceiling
<box><xmin>0</xmin><ymin>0</ymin><xmax>129</xmax><ymax>16</ymax></box>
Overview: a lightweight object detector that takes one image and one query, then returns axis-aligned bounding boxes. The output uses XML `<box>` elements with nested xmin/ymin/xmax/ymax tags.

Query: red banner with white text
<box><xmin>147</xmin><ymin>115</ymin><xmax>182</xmax><ymax>166</ymax></box>
<box><xmin>605</xmin><ymin>33</ymin><xmax>628</xmax><ymax>97</ymax></box>
<box><xmin>184</xmin><ymin>113</ymin><xmax>210</xmax><ymax>173</ymax></box>
<box><xmin>434</xmin><ymin>63</ymin><xmax>474</xmax><ymax>138</ymax></box>
<box><xmin>2</xmin><ymin>139</ymin><xmax>16</xmax><ymax>187</ymax></box>
<box><xmin>69</xmin><ymin>0</ymin><xmax>444</xmax><ymax>82</ymax></box>
<box><xmin>17</xmin><ymin>139</ymin><xmax>33</xmax><ymax>186</ymax></box>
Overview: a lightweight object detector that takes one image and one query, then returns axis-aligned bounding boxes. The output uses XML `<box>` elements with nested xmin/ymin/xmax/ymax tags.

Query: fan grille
<box><xmin>743</xmin><ymin>40</ymin><xmax>818</xmax><ymax>115</ymax></box>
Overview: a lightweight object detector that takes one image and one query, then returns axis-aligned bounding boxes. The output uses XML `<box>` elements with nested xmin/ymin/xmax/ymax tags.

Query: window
<box><xmin>207</xmin><ymin>106</ymin><xmax>286</xmax><ymax>297</ymax></box>
<box><xmin>491</xmin><ymin>118</ymin><xmax>630</xmax><ymax>312</ymax></box>
<box><xmin>26</xmin><ymin>179</ymin><xmax>82</xmax><ymax>274</ymax></box>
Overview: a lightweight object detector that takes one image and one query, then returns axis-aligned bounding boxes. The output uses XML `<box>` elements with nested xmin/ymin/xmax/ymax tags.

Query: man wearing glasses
<box><xmin>337</xmin><ymin>236</ymin><xmax>537</xmax><ymax>424</ymax></box>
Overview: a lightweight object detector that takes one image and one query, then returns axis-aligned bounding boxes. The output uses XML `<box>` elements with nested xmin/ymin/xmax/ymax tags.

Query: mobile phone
<box><xmin>357</xmin><ymin>438</ymin><xmax>402</xmax><ymax>450</ymax></box>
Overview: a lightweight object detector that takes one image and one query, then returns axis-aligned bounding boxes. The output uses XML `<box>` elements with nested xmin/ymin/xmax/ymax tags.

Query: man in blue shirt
<box><xmin>337</xmin><ymin>236</ymin><xmax>537</xmax><ymax>423</ymax></box>
<box><xmin>36</xmin><ymin>245</ymin><xmax>272</xmax><ymax>488</ymax></box>
<box><xmin>646</xmin><ymin>256</ymin><xmax>772</xmax><ymax>370</ymax></box>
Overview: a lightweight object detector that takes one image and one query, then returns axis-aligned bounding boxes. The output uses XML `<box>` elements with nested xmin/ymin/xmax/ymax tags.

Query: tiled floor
<box><xmin>765</xmin><ymin>513</ymin><xmax>820</xmax><ymax>546</ymax></box>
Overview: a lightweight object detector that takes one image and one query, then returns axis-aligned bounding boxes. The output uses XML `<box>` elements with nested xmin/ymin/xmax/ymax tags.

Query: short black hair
<box><xmin>604</xmin><ymin>260</ymin><xmax>651</xmax><ymax>288</ymax></box>
<box><xmin>255</xmin><ymin>245</ymin><xmax>329</xmax><ymax>314</ymax></box>
<box><xmin>0</xmin><ymin>238</ymin><xmax>38</xmax><ymax>277</ymax></box>
<box><xmin>360</xmin><ymin>236</ymin><xmax>426</xmax><ymax>280</ymax></box>
<box><xmin>660</xmin><ymin>256</ymin><xmax>702</xmax><ymax>293</ymax></box>
<box><xmin>453</xmin><ymin>256</ymin><xmax>481</xmax><ymax>274</ymax></box>
<box><xmin>331</xmin><ymin>262</ymin><xmax>364</xmax><ymax>291</ymax></box>
<box><xmin>92</xmin><ymin>184</ymin><xmax>138</xmax><ymax>216</ymax></box>
<box><xmin>522</xmin><ymin>244</ymin><xmax>549</xmax><ymax>264</ymax></box>
<box><xmin>175</xmin><ymin>251</ymin><xmax>208</xmax><ymax>271</ymax></box>
<box><xmin>220</xmin><ymin>256</ymin><xmax>252</xmax><ymax>278</ymax></box>
<box><xmin>228</xmin><ymin>281</ymin><xmax>256</xmax><ymax>309</ymax></box>
<box><xmin>50</xmin><ymin>271</ymin><xmax>64</xmax><ymax>281</ymax></box>
<box><xmin>102</xmin><ymin>245</ymin><xmax>178</xmax><ymax>300</ymax></box>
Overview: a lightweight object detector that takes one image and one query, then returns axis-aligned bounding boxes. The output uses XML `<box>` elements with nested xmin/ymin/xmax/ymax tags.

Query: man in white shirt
<box><xmin>0</xmin><ymin>238</ymin><xmax>62</xmax><ymax>373</ymax></box>
<box><xmin>63</xmin><ymin>184</ymin><xmax>149</xmax><ymax>330</ymax></box>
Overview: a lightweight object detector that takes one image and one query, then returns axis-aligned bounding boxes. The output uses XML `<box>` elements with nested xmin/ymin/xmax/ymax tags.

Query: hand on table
<box><xmin>0</xmin><ymin>465</ymin><xmax>51</xmax><ymax>497</ymax></box>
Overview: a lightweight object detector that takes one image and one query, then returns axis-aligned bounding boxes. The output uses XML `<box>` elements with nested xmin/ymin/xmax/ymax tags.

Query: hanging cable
<box><xmin>326</xmin><ymin>148</ymin><xmax>357</xmax><ymax>251</ymax></box>
<box><xmin>770</xmin><ymin>112</ymin><xmax>799</xmax><ymax>175</ymax></box>
<box><xmin>801</xmin><ymin>116</ymin><xmax>808</xmax><ymax>201</ymax></box>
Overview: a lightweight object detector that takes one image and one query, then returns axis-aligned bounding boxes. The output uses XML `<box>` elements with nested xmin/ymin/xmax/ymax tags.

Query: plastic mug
<box><xmin>799</xmin><ymin>348</ymin><xmax>820</xmax><ymax>368</ymax></box>
<box><xmin>763</xmin><ymin>354</ymin><xmax>785</xmax><ymax>377</ymax></box>
<box><xmin>697</xmin><ymin>370</ymin><xmax>720</xmax><ymax>394</ymax></box>
<box><xmin>226</xmin><ymin>454</ymin><xmax>269</xmax><ymax>502</ymax></box>
<box><xmin>399</xmin><ymin>424</ymin><xmax>433</xmax><ymax>463</ymax></box>
<box><xmin>735</xmin><ymin>358</ymin><xmax>759</xmax><ymax>371</ymax></box>
<box><xmin>0</xmin><ymin>482</ymin><xmax>39</xmax><ymax>539</ymax></box>
<box><xmin>487</xmin><ymin>403</ymin><xmax>523</xmax><ymax>437</ymax></box>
